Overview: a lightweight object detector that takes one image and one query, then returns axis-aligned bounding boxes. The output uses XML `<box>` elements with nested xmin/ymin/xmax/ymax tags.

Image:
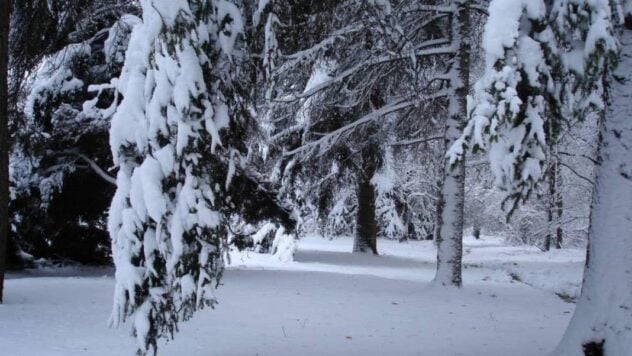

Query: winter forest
<box><xmin>0</xmin><ymin>0</ymin><xmax>631</xmax><ymax>355</ymax></box>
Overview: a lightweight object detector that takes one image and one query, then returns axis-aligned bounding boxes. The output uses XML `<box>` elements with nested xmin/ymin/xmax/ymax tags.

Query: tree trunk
<box><xmin>433</xmin><ymin>0</ymin><xmax>469</xmax><ymax>287</ymax></box>
<box><xmin>353</xmin><ymin>175</ymin><xmax>378</xmax><ymax>254</ymax></box>
<box><xmin>545</xmin><ymin>154</ymin><xmax>563</xmax><ymax>251</ymax></box>
<box><xmin>554</xmin><ymin>27</ymin><xmax>632</xmax><ymax>356</ymax></box>
<box><xmin>554</xmin><ymin>157</ymin><xmax>563</xmax><ymax>249</ymax></box>
<box><xmin>353</xmin><ymin>142</ymin><xmax>379</xmax><ymax>255</ymax></box>
<box><xmin>545</xmin><ymin>163</ymin><xmax>553</xmax><ymax>251</ymax></box>
<box><xmin>0</xmin><ymin>0</ymin><xmax>11</xmax><ymax>304</ymax></box>
<box><xmin>473</xmin><ymin>222</ymin><xmax>481</xmax><ymax>240</ymax></box>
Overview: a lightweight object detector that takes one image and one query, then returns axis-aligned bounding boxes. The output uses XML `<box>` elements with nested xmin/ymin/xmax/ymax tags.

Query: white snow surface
<box><xmin>1</xmin><ymin>235</ymin><xmax>584</xmax><ymax>356</ymax></box>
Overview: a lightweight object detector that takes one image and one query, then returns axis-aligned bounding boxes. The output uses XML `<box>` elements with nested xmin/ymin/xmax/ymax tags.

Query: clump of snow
<box><xmin>104</xmin><ymin>14</ymin><xmax>141</xmax><ymax>66</ymax></box>
<box><xmin>324</xmin><ymin>189</ymin><xmax>355</xmax><ymax>239</ymax></box>
<box><xmin>372</xmin><ymin>149</ymin><xmax>405</xmax><ymax>240</ymax></box>
<box><xmin>24</xmin><ymin>43</ymin><xmax>90</xmax><ymax>121</ymax></box>
<box><xmin>482</xmin><ymin>0</ymin><xmax>546</xmax><ymax>65</ymax></box>
<box><xmin>217</xmin><ymin>0</ymin><xmax>244</xmax><ymax>56</ymax></box>
<box><xmin>250</xmin><ymin>222</ymin><xmax>278</xmax><ymax>248</ymax></box>
<box><xmin>294</xmin><ymin>60</ymin><xmax>336</xmax><ymax>129</ymax></box>
<box><xmin>271</xmin><ymin>227</ymin><xmax>298</xmax><ymax>262</ymax></box>
<box><xmin>371</xmin><ymin>166</ymin><xmax>396</xmax><ymax>193</ymax></box>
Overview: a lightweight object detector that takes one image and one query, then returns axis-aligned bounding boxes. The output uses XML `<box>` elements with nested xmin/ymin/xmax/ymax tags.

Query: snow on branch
<box><xmin>389</xmin><ymin>135</ymin><xmax>443</xmax><ymax>147</ymax></box>
<box><xmin>285</xmin><ymin>91</ymin><xmax>449</xmax><ymax>157</ymax></box>
<box><xmin>275</xmin><ymin>45</ymin><xmax>455</xmax><ymax>103</ymax></box>
<box><xmin>279</xmin><ymin>24</ymin><xmax>363</xmax><ymax>63</ymax></box>
<box><xmin>406</xmin><ymin>4</ymin><xmax>456</xmax><ymax>14</ymax></box>
<box><xmin>58</xmin><ymin>150</ymin><xmax>117</xmax><ymax>185</ymax></box>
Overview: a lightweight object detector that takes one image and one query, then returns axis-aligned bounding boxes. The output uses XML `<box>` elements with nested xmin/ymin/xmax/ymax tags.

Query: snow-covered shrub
<box><xmin>324</xmin><ymin>188</ymin><xmax>356</xmax><ymax>239</ymax></box>
<box><xmin>373</xmin><ymin>150</ymin><xmax>406</xmax><ymax>240</ymax></box>
<box><xmin>250</xmin><ymin>222</ymin><xmax>278</xmax><ymax>253</ymax></box>
<box><xmin>228</xmin><ymin>221</ymin><xmax>297</xmax><ymax>262</ymax></box>
<box><xmin>271</xmin><ymin>226</ymin><xmax>298</xmax><ymax>262</ymax></box>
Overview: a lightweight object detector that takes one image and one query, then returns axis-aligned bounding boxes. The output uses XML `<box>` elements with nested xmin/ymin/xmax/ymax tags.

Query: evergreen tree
<box><xmin>6</xmin><ymin>0</ymin><xmax>139</xmax><ymax>266</ymax></box>
<box><xmin>10</xmin><ymin>11</ymin><xmax>138</xmax><ymax>265</ymax></box>
<box><xmin>108</xmin><ymin>1</ymin><xmax>249</xmax><ymax>354</ymax></box>
<box><xmin>373</xmin><ymin>147</ymin><xmax>406</xmax><ymax>241</ymax></box>
<box><xmin>260</xmin><ymin>0</ymin><xmax>393</xmax><ymax>254</ymax></box>
<box><xmin>259</xmin><ymin>0</ymin><xmax>466</xmax><ymax>255</ymax></box>
<box><xmin>9</xmin><ymin>1</ymin><xmax>138</xmax><ymax>118</ymax></box>
<box><xmin>450</xmin><ymin>0</ymin><xmax>631</xmax><ymax>353</ymax></box>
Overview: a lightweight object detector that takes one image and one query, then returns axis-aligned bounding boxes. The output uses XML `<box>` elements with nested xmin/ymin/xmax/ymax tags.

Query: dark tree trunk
<box><xmin>554</xmin><ymin>167</ymin><xmax>563</xmax><ymax>249</ymax></box>
<box><xmin>0</xmin><ymin>0</ymin><xmax>10</xmax><ymax>304</ymax></box>
<box><xmin>545</xmin><ymin>155</ymin><xmax>563</xmax><ymax>251</ymax></box>
<box><xmin>353</xmin><ymin>176</ymin><xmax>378</xmax><ymax>254</ymax></box>
<box><xmin>554</xmin><ymin>220</ymin><xmax>563</xmax><ymax>249</ymax></box>
<box><xmin>544</xmin><ymin>161</ymin><xmax>554</xmax><ymax>251</ymax></box>
<box><xmin>473</xmin><ymin>223</ymin><xmax>481</xmax><ymax>240</ymax></box>
<box><xmin>353</xmin><ymin>141</ymin><xmax>379</xmax><ymax>255</ymax></box>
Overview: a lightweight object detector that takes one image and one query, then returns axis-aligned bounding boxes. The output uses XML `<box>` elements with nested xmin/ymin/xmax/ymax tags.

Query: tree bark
<box><xmin>473</xmin><ymin>222</ymin><xmax>481</xmax><ymax>240</ymax></box>
<box><xmin>0</xmin><ymin>0</ymin><xmax>11</xmax><ymax>304</ymax></box>
<box><xmin>433</xmin><ymin>0</ymin><xmax>469</xmax><ymax>287</ymax></box>
<box><xmin>554</xmin><ymin>158</ymin><xmax>563</xmax><ymax>249</ymax></box>
<box><xmin>545</xmin><ymin>155</ymin><xmax>563</xmax><ymax>251</ymax></box>
<box><xmin>554</xmin><ymin>27</ymin><xmax>632</xmax><ymax>356</ymax></box>
<box><xmin>353</xmin><ymin>142</ymin><xmax>379</xmax><ymax>255</ymax></box>
<box><xmin>353</xmin><ymin>175</ymin><xmax>378</xmax><ymax>254</ymax></box>
<box><xmin>554</xmin><ymin>161</ymin><xmax>563</xmax><ymax>249</ymax></box>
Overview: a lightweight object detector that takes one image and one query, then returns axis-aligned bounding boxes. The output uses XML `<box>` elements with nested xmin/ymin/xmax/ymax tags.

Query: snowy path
<box><xmin>234</xmin><ymin>235</ymin><xmax>584</xmax><ymax>299</ymax></box>
<box><xmin>0</xmin><ymin>236</ymin><xmax>583</xmax><ymax>356</ymax></box>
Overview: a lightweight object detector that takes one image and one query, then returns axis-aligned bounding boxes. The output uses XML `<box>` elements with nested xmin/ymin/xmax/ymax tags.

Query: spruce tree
<box><xmin>108</xmin><ymin>1</ymin><xmax>247</xmax><ymax>354</ymax></box>
<box><xmin>450</xmin><ymin>0</ymin><xmax>631</xmax><ymax>353</ymax></box>
<box><xmin>10</xmin><ymin>12</ymin><xmax>138</xmax><ymax>265</ymax></box>
<box><xmin>259</xmin><ymin>0</ymin><xmax>469</xmax><ymax>256</ymax></box>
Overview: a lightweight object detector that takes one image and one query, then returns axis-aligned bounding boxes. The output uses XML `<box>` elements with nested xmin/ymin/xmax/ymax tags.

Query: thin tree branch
<box><xmin>274</xmin><ymin>45</ymin><xmax>455</xmax><ymax>103</ymax></box>
<box><xmin>284</xmin><ymin>91</ymin><xmax>448</xmax><ymax>157</ymax></box>
<box><xmin>470</xmin><ymin>4</ymin><xmax>489</xmax><ymax>16</ymax></box>
<box><xmin>557</xmin><ymin>151</ymin><xmax>599</xmax><ymax>165</ymax></box>
<box><xmin>389</xmin><ymin>135</ymin><xmax>443</xmax><ymax>146</ymax></box>
<box><xmin>559</xmin><ymin>161</ymin><xmax>595</xmax><ymax>187</ymax></box>
<box><xmin>59</xmin><ymin>151</ymin><xmax>116</xmax><ymax>185</ymax></box>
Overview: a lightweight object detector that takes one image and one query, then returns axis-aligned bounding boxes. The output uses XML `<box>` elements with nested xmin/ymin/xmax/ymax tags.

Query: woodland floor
<box><xmin>0</xmin><ymin>235</ymin><xmax>585</xmax><ymax>356</ymax></box>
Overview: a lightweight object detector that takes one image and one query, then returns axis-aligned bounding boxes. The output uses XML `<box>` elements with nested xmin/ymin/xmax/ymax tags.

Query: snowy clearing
<box><xmin>0</xmin><ymin>235</ymin><xmax>583</xmax><ymax>356</ymax></box>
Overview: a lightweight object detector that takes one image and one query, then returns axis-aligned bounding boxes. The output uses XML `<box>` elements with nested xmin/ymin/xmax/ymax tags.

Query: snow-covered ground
<box><xmin>0</xmin><ymin>235</ymin><xmax>584</xmax><ymax>356</ymax></box>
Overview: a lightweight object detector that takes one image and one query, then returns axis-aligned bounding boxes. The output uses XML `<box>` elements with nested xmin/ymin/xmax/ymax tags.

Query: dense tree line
<box><xmin>1</xmin><ymin>0</ymin><xmax>630</xmax><ymax>354</ymax></box>
<box><xmin>5</xmin><ymin>0</ymin><xmax>595</xmax><ymax>268</ymax></box>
